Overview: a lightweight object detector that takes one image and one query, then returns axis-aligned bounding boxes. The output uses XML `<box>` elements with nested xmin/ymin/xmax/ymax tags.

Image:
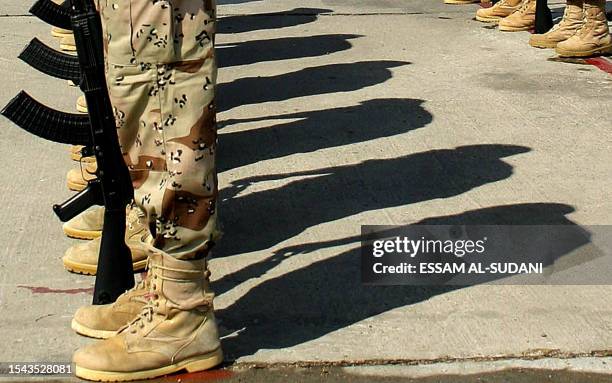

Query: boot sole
<box><xmin>71</xmin><ymin>318</ymin><xmax>117</xmax><ymax>339</ymax></box>
<box><xmin>75</xmin><ymin>348</ymin><xmax>223</xmax><ymax>382</ymax></box>
<box><xmin>529</xmin><ymin>40</ymin><xmax>558</xmax><ymax>49</ymax></box>
<box><xmin>63</xmin><ymin>257</ymin><xmax>147</xmax><ymax>276</ymax></box>
<box><xmin>76</xmin><ymin>103</ymin><xmax>88</xmax><ymax>113</ymax></box>
<box><xmin>60</xmin><ymin>44</ymin><xmax>77</xmax><ymax>52</ymax></box>
<box><xmin>67</xmin><ymin>179</ymin><xmax>88</xmax><ymax>192</ymax></box>
<box><xmin>556</xmin><ymin>44</ymin><xmax>612</xmax><ymax>57</ymax></box>
<box><xmin>62</xmin><ymin>224</ymin><xmax>102</xmax><ymax>240</ymax></box>
<box><xmin>499</xmin><ymin>25</ymin><xmax>533</xmax><ymax>32</ymax></box>
<box><xmin>70</xmin><ymin>146</ymin><xmax>96</xmax><ymax>162</ymax></box>
<box><xmin>70</xmin><ymin>151</ymin><xmax>96</xmax><ymax>162</ymax></box>
<box><xmin>51</xmin><ymin>30</ymin><xmax>72</xmax><ymax>39</ymax></box>
<box><xmin>475</xmin><ymin>15</ymin><xmax>501</xmax><ymax>23</ymax></box>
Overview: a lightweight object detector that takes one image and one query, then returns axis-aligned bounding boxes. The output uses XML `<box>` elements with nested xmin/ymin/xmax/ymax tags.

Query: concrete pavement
<box><xmin>0</xmin><ymin>0</ymin><xmax>611</xmax><ymax>380</ymax></box>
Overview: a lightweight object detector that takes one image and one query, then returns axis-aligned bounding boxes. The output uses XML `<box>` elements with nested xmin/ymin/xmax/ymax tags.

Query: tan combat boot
<box><xmin>67</xmin><ymin>161</ymin><xmax>97</xmax><ymax>191</ymax></box>
<box><xmin>60</xmin><ymin>33</ymin><xmax>76</xmax><ymax>52</ymax></box>
<box><xmin>556</xmin><ymin>0</ymin><xmax>612</xmax><ymax>57</ymax></box>
<box><xmin>73</xmin><ymin>249</ymin><xmax>223</xmax><ymax>381</ymax></box>
<box><xmin>72</xmin><ymin>249</ymin><xmax>215</xmax><ymax>340</ymax></box>
<box><xmin>499</xmin><ymin>0</ymin><xmax>536</xmax><ymax>31</ymax></box>
<box><xmin>69</xmin><ymin>145</ymin><xmax>96</xmax><ymax>163</ymax></box>
<box><xmin>63</xmin><ymin>204</ymin><xmax>140</xmax><ymax>240</ymax></box>
<box><xmin>76</xmin><ymin>95</ymin><xmax>88</xmax><ymax>113</ymax></box>
<box><xmin>63</xmin><ymin>206</ymin><xmax>104</xmax><ymax>240</ymax></box>
<box><xmin>476</xmin><ymin>0</ymin><xmax>523</xmax><ymax>22</ymax></box>
<box><xmin>529</xmin><ymin>0</ymin><xmax>584</xmax><ymax>48</ymax></box>
<box><xmin>51</xmin><ymin>26</ymin><xmax>72</xmax><ymax>38</ymax></box>
<box><xmin>63</xmin><ymin>207</ymin><xmax>150</xmax><ymax>274</ymax></box>
<box><xmin>72</xmin><ymin>274</ymin><xmax>150</xmax><ymax>339</ymax></box>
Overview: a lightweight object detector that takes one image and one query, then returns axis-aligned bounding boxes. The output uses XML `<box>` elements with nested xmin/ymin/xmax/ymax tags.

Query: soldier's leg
<box><xmin>72</xmin><ymin>2</ymin><xmax>223</xmax><ymax>378</ymax></box>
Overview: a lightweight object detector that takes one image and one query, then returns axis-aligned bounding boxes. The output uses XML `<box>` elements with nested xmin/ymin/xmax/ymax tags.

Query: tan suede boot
<box><xmin>63</xmin><ymin>206</ymin><xmax>105</xmax><ymax>240</ymax></box>
<box><xmin>556</xmin><ymin>0</ymin><xmax>612</xmax><ymax>57</ymax></box>
<box><xmin>60</xmin><ymin>33</ymin><xmax>76</xmax><ymax>52</ymax></box>
<box><xmin>72</xmin><ymin>251</ymin><xmax>215</xmax><ymax>340</ymax></box>
<box><xmin>476</xmin><ymin>0</ymin><xmax>523</xmax><ymax>22</ymax></box>
<box><xmin>529</xmin><ymin>0</ymin><xmax>584</xmax><ymax>48</ymax></box>
<box><xmin>499</xmin><ymin>0</ymin><xmax>536</xmax><ymax>31</ymax></box>
<box><xmin>62</xmin><ymin>227</ymin><xmax>151</xmax><ymax>275</ymax></box>
<box><xmin>73</xmin><ymin>249</ymin><xmax>223</xmax><ymax>381</ymax></box>
<box><xmin>67</xmin><ymin>161</ymin><xmax>97</xmax><ymax>191</ymax></box>
<box><xmin>70</xmin><ymin>148</ymin><xmax>95</xmax><ymax>162</ymax></box>
<box><xmin>69</xmin><ymin>145</ymin><xmax>96</xmax><ymax>163</ymax></box>
<box><xmin>76</xmin><ymin>95</ymin><xmax>88</xmax><ymax>113</ymax></box>
<box><xmin>51</xmin><ymin>26</ymin><xmax>72</xmax><ymax>39</ymax></box>
<box><xmin>72</xmin><ymin>275</ymin><xmax>150</xmax><ymax>339</ymax></box>
<box><xmin>63</xmin><ymin>204</ymin><xmax>141</xmax><ymax>240</ymax></box>
<box><xmin>62</xmin><ymin>207</ymin><xmax>151</xmax><ymax>275</ymax></box>
<box><xmin>62</xmin><ymin>232</ymin><xmax>148</xmax><ymax>274</ymax></box>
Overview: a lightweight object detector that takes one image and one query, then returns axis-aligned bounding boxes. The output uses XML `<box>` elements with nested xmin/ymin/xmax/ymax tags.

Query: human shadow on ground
<box><xmin>215</xmin><ymin>144</ymin><xmax>531</xmax><ymax>256</ymax></box>
<box><xmin>215</xmin><ymin>202</ymin><xmax>581</xmax><ymax>360</ymax></box>
<box><xmin>218</xmin><ymin>8</ymin><xmax>333</xmax><ymax>34</ymax></box>
<box><xmin>218</xmin><ymin>98</ymin><xmax>432</xmax><ymax>172</ymax></box>
<box><xmin>217</xmin><ymin>34</ymin><xmax>361</xmax><ymax>68</ymax></box>
<box><xmin>217</xmin><ymin>61</ymin><xmax>409</xmax><ymax>111</ymax></box>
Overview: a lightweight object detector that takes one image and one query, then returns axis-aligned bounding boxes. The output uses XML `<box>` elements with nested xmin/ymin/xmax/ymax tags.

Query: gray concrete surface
<box><xmin>0</xmin><ymin>0</ymin><xmax>611</xmax><ymax>379</ymax></box>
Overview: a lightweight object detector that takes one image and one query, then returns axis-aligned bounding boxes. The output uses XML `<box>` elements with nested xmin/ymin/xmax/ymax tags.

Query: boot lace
<box><xmin>516</xmin><ymin>0</ymin><xmax>531</xmax><ymax>14</ymax></box>
<box><xmin>575</xmin><ymin>15</ymin><xmax>593</xmax><ymax>37</ymax></box>
<box><xmin>129</xmin><ymin>298</ymin><xmax>158</xmax><ymax>333</ymax></box>
<box><xmin>551</xmin><ymin>7</ymin><xmax>571</xmax><ymax>31</ymax></box>
<box><xmin>126</xmin><ymin>206</ymin><xmax>146</xmax><ymax>233</ymax></box>
<box><xmin>124</xmin><ymin>258</ymin><xmax>152</xmax><ymax>304</ymax></box>
<box><xmin>493</xmin><ymin>0</ymin><xmax>510</xmax><ymax>8</ymax></box>
<box><xmin>552</xmin><ymin>3</ymin><xmax>585</xmax><ymax>33</ymax></box>
<box><xmin>122</xmin><ymin>263</ymin><xmax>212</xmax><ymax>335</ymax></box>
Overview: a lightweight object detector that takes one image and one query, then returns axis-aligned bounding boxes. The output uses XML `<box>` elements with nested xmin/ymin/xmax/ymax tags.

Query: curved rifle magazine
<box><xmin>19</xmin><ymin>38</ymin><xmax>81</xmax><ymax>84</ymax></box>
<box><xmin>1</xmin><ymin>91</ymin><xmax>92</xmax><ymax>146</ymax></box>
<box><xmin>29</xmin><ymin>0</ymin><xmax>72</xmax><ymax>30</ymax></box>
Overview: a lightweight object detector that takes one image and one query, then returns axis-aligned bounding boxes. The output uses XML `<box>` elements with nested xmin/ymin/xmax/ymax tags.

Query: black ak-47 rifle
<box><xmin>1</xmin><ymin>0</ymin><xmax>135</xmax><ymax>304</ymax></box>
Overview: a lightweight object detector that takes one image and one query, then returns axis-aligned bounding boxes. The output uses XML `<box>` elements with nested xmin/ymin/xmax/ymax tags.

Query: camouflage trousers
<box><xmin>100</xmin><ymin>0</ymin><xmax>219</xmax><ymax>260</ymax></box>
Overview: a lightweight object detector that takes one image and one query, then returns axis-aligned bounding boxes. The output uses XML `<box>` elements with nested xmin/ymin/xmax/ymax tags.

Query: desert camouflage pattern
<box><xmin>100</xmin><ymin>0</ymin><xmax>218</xmax><ymax>260</ymax></box>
